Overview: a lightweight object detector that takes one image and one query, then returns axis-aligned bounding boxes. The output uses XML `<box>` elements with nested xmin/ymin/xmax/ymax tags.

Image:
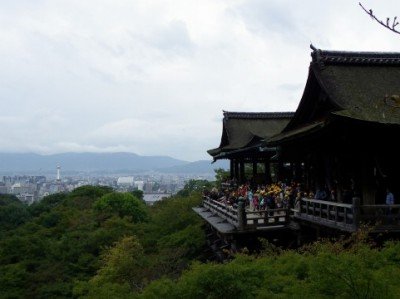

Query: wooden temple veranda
<box><xmin>207</xmin><ymin>111</ymin><xmax>294</xmax><ymax>185</ymax></box>
<box><xmin>194</xmin><ymin>46</ymin><xmax>400</xmax><ymax>255</ymax></box>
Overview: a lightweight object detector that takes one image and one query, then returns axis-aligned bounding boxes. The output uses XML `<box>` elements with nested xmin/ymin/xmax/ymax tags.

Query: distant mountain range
<box><xmin>0</xmin><ymin>152</ymin><xmax>228</xmax><ymax>174</ymax></box>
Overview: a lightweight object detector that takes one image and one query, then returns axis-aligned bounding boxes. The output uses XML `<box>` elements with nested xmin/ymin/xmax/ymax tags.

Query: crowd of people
<box><xmin>203</xmin><ymin>180</ymin><xmax>305</xmax><ymax>211</ymax></box>
<box><xmin>203</xmin><ymin>177</ymin><xmax>397</xmax><ymax>213</ymax></box>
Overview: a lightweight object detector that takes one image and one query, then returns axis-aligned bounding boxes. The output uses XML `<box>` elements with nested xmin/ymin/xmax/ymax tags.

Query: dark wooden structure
<box><xmin>194</xmin><ymin>197</ymin><xmax>290</xmax><ymax>233</ymax></box>
<box><xmin>208</xmin><ymin>111</ymin><xmax>293</xmax><ymax>184</ymax></box>
<box><xmin>269</xmin><ymin>46</ymin><xmax>400</xmax><ymax>205</ymax></box>
<box><xmin>194</xmin><ymin>197</ymin><xmax>296</xmax><ymax>260</ymax></box>
<box><xmin>195</xmin><ymin>47</ymin><xmax>400</xmax><ymax>255</ymax></box>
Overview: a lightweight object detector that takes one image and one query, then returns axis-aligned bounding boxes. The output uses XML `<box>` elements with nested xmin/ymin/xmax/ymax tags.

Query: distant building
<box><xmin>117</xmin><ymin>177</ymin><xmax>134</xmax><ymax>186</ymax></box>
<box><xmin>134</xmin><ymin>181</ymin><xmax>144</xmax><ymax>191</ymax></box>
<box><xmin>144</xmin><ymin>182</ymin><xmax>153</xmax><ymax>193</ymax></box>
<box><xmin>56</xmin><ymin>165</ymin><xmax>61</xmax><ymax>182</ymax></box>
<box><xmin>0</xmin><ymin>182</ymin><xmax>8</xmax><ymax>194</ymax></box>
<box><xmin>11</xmin><ymin>182</ymin><xmax>36</xmax><ymax>195</ymax></box>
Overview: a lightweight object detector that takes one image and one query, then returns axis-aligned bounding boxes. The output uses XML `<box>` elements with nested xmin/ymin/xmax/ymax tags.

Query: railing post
<box><xmin>203</xmin><ymin>196</ymin><xmax>211</xmax><ymax>209</ymax></box>
<box><xmin>335</xmin><ymin>205</ymin><xmax>338</xmax><ymax>223</ymax></box>
<box><xmin>319</xmin><ymin>202</ymin><xmax>322</xmax><ymax>218</ymax></box>
<box><xmin>237</xmin><ymin>198</ymin><xmax>246</xmax><ymax>231</ymax></box>
<box><xmin>352</xmin><ymin>197</ymin><xmax>360</xmax><ymax>229</ymax></box>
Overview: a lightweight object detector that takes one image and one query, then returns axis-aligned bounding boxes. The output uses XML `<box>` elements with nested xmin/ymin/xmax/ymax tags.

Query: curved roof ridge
<box><xmin>223</xmin><ymin>111</ymin><xmax>294</xmax><ymax>119</ymax></box>
<box><xmin>310</xmin><ymin>45</ymin><xmax>400</xmax><ymax>66</ymax></box>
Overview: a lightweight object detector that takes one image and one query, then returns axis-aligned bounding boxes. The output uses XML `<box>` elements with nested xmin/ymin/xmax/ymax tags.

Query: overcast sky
<box><xmin>0</xmin><ymin>0</ymin><xmax>399</xmax><ymax>161</ymax></box>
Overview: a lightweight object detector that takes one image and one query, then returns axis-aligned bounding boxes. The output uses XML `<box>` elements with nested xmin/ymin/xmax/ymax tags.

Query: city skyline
<box><xmin>0</xmin><ymin>1</ymin><xmax>399</xmax><ymax>161</ymax></box>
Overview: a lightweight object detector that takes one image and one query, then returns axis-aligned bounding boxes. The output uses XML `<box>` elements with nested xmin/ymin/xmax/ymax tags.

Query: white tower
<box><xmin>56</xmin><ymin>165</ymin><xmax>61</xmax><ymax>182</ymax></box>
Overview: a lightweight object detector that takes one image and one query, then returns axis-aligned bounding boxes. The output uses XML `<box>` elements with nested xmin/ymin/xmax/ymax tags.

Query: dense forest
<box><xmin>1</xmin><ymin>180</ymin><xmax>400</xmax><ymax>298</ymax></box>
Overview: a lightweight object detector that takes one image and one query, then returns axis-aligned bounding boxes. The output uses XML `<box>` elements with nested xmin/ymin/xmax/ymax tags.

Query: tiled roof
<box><xmin>208</xmin><ymin>111</ymin><xmax>294</xmax><ymax>157</ymax></box>
<box><xmin>311</xmin><ymin>45</ymin><xmax>400</xmax><ymax>66</ymax></box>
<box><xmin>223</xmin><ymin>111</ymin><xmax>294</xmax><ymax>119</ymax></box>
<box><xmin>276</xmin><ymin>45</ymin><xmax>400</xmax><ymax>142</ymax></box>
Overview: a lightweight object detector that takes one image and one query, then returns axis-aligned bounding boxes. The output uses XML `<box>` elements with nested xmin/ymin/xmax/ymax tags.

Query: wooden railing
<box><xmin>203</xmin><ymin>197</ymin><xmax>290</xmax><ymax>231</ymax></box>
<box><xmin>203</xmin><ymin>197</ymin><xmax>239</xmax><ymax>227</ymax></box>
<box><xmin>244</xmin><ymin>208</ymin><xmax>289</xmax><ymax>229</ymax></box>
<box><xmin>360</xmin><ymin>204</ymin><xmax>400</xmax><ymax>225</ymax></box>
<box><xmin>294</xmin><ymin>197</ymin><xmax>359</xmax><ymax>231</ymax></box>
<box><xmin>204</xmin><ymin>196</ymin><xmax>400</xmax><ymax>233</ymax></box>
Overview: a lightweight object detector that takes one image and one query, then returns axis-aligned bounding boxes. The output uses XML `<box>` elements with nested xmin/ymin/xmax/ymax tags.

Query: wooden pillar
<box><xmin>278</xmin><ymin>161</ymin><xmax>284</xmax><ymax>182</ymax></box>
<box><xmin>352</xmin><ymin>197</ymin><xmax>360</xmax><ymax>229</ymax></box>
<box><xmin>237</xmin><ymin>198</ymin><xmax>247</xmax><ymax>231</ymax></box>
<box><xmin>361</xmin><ymin>155</ymin><xmax>375</xmax><ymax>205</ymax></box>
<box><xmin>290</xmin><ymin>162</ymin><xmax>295</xmax><ymax>182</ymax></box>
<box><xmin>265</xmin><ymin>161</ymin><xmax>271</xmax><ymax>184</ymax></box>
<box><xmin>304</xmin><ymin>157</ymin><xmax>312</xmax><ymax>192</ymax></box>
<box><xmin>252</xmin><ymin>161</ymin><xmax>257</xmax><ymax>177</ymax></box>
<box><xmin>239</xmin><ymin>160</ymin><xmax>245</xmax><ymax>184</ymax></box>
<box><xmin>294</xmin><ymin>162</ymin><xmax>302</xmax><ymax>182</ymax></box>
<box><xmin>230</xmin><ymin>159</ymin><xmax>234</xmax><ymax>179</ymax></box>
<box><xmin>234</xmin><ymin>160</ymin><xmax>239</xmax><ymax>182</ymax></box>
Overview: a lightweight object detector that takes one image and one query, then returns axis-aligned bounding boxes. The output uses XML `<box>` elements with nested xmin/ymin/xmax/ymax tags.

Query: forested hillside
<box><xmin>1</xmin><ymin>187</ymin><xmax>400</xmax><ymax>298</ymax></box>
<box><xmin>0</xmin><ymin>187</ymin><xmax>205</xmax><ymax>298</ymax></box>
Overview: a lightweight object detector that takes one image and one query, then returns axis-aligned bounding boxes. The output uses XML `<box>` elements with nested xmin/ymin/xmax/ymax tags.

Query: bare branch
<box><xmin>393</xmin><ymin>16</ymin><xmax>399</xmax><ymax>29</ymax></box>
<box><xmin>359</xmin><ymin>2</ymin><xmax>400</xmax><ymax>35</ymax></box>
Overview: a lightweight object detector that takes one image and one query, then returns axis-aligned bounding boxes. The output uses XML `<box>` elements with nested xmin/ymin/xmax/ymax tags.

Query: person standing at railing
<box><xmin>259</xmin><ymin>194</ymin><xmax>265</xmax><ymax>210</ymax></box>
<box><xmin>386</xmin><ymin>188</ymin><xmax>395</xmax><ymax>205</ymax></box>
<box><xmin>266</xmin><ymin>192</ymin><xmax>276</xmax><ymax>207</ymax></box>
<box><xmin>253</xmin><ymin>193</ymin><xmax>259</xmax><ymax>211</ymax></box>
<box><xmin>386</xmin><ymin>188</ymin><xmax>395</xmax><ymax>224</ymax></box>
<box><xmin>245</xmin><ymin>189</ymin><xmax>251</xmax><ymax>210</ymax></box>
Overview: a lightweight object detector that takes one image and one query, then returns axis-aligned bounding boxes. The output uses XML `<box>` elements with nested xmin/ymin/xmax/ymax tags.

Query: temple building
<box><xmin>208</xmin><ymin>111</ymin><xmax>294</xmax><ymax>184</ymax></box>
<box><xmin>269</xmin><ymin>46</ymin><xmax>400</xmax><ymax>205</ymax></box>
<box><xmin>194</xmin><ymin>46</ymin><xmax>400</xmax><ymax>259</ymax></box>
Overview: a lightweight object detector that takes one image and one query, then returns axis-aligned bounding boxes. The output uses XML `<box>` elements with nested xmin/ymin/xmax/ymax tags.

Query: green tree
<box><xmin>65</xmin><ymin>185</ymin><xmax>114</xmax><ymax>210</ymax></box>
<box><xmin>0</xmin><ymin>186</ymin><xmax>147</xmax><ymax>298</ymax></box>
<box><xmin>70</xmin><ymin>185</ymin><xmax>113</xmax><ymax>199</ymax></box>
<box><xmin>214</xmin><ymin>168</ymin><xmax>230</xmax><ymax>186</ymax></box>
<box><xmin>0</xmin><ymin>195</ymin><xmax>30</xmax><ymax>232</ymax></box>
<box><xmin>177</xmin><ymin>179</ymin><xmax>213</xmax><ymax>197</ymax></box>
<box><xmin>130</xmin><ymin>189</ymin><xmax>144</xmax><ymax>201</ymax></box>
<box><xmin>77</xmin><ymin>236</ymin><xmax>148</xmax><ymax>297</ymax></box>
<box><xmin>94</xmin><ymin>192</ymin><xmax>148</xmax><ymax>222</ymax></box>
<box><xmin>29</xmin><ymin>193</ymin><xmax>67</xmax><ymax>217</ymax></box>
<box><xmin>96</xmin><ymin>236</ymin><xmax>148</xmax><ymax>289</ymax></box>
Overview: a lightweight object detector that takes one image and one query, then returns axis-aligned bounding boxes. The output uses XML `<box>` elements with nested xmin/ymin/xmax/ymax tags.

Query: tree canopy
<box><xmin>93</xmin><ymin>192</ymin><xmax>148</xmax><ymax>222</ymax></box>
<box><xmin>0</xmin><ymin>186</ymin><xmax>205</xmax><ymax>298</ymax></box>
<box><xmin>2</xmin><ymin>185</ymin><xmax>400</xmax><ymax>298</ymax></box>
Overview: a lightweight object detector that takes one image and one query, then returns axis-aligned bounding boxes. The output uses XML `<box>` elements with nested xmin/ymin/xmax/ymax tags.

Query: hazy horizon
<box><xmin>0</xmin><ymin>152</ymin><xmax>230</xmax><ymax>174</ymax></box>
<box><xmin>0</xmin><ymin>151</ymin><xmax>194</xmax><ymax>162</ymax></box>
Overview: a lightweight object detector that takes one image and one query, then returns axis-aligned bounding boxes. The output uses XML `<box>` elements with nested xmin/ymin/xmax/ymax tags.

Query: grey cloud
<box><xmin>230</xmin><ymin>0</ymin><xmax>303</xmax><ymax>38</ymax></box>
<box><xmin>97</xmin><ymin>40</ymin><xmax>127</xmax><ymax>58</ymax></box>
<box><xmin>87</xmin><ymin>66</ymin><xmax>118</xmax><ymax>84</ymax></box>
<box><xmin>151</xmin><ymin>20</ymin><xmax>194</xmax><ymax>54</ymax></box>
<box><xmin>130</xmin><ymin>20</ymin><xmax>195</xmax><ymax>57</ymax></box>
<box><xmin>0</xmin><ymin>1</ymin><xmax>399</xmax><ymax>161</ymax></box>
<box><xmin>0</xmin><ymin>0</ymin><xmax>45</xmax><ymax>14</ymax></box>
